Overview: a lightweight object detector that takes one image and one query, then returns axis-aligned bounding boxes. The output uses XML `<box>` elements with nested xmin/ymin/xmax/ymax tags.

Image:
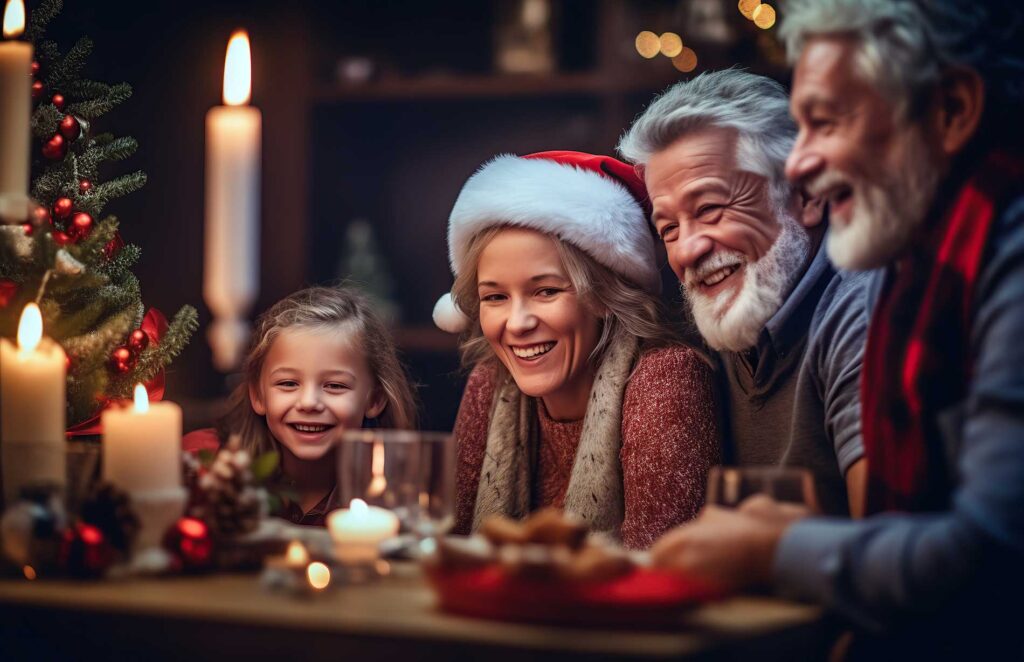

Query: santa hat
<box><xmin>433</xmin><ymin>151</ymin><xmax>658</xmax><ymax>333</ymax></box>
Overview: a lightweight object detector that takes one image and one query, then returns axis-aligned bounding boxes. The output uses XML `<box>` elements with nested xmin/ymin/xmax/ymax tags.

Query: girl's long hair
<box><xmin>217</xmin><ymin>285</ymin><xmax>418</xmax><ymax>455</ymax></box>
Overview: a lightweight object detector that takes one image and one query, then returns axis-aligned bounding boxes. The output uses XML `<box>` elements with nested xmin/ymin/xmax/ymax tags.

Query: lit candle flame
<box><xmin>307</xmin><ymin>561</ymin><xmax>330</xmax><ymax>590</ymax></box>
<box><xmin>222</xmin><ymin>29</ymin><xmax>252</xmax><ymax>106</ymax></box>
<box><xmin>3</xmin><ymin>0</ymin><xmax>25</xmax><ymax>39</ymax></box>
<box><xmin>285</xmin><ymin>540</ymin><xmax>309</xmax><ymax>566</ymax></box>
<box><xmin>350</xmin><ymin>498</ymin><xmax>368</xmax><ymax>515</ymax></box>
<box><xmin>17</xmin><ymin>303</ymin><xmax>42</xmax><ymax>353</ymax></box>
<box><xmin>133</xmin><ymin>384</ymin><xmax>149</xmax><ymax>413</ymax></box>
<box><xmin>367</xmin><ymin>441</ymin><xmax>387</xmax><ymax>497</ymax></box>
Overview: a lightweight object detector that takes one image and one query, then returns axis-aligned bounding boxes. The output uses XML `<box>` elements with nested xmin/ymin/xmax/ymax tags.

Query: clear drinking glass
<box><xmin>705</xmin><ymin>465</ymin><xmax>818</xmax><ymax>511</ymax></box>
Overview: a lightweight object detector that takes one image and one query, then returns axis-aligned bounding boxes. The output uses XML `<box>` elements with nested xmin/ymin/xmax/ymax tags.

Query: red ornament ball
<box><xmin>42</xmin><ymin>134</ymin><xmax>67</xmax><ymax>160</ymax></box>
<box><xmin>32</xmin><ymin>205</ymin><xmax>51</xmax><ymax>227</ymax></box>
<box><xmin>163</xmin><ymin>517</ymin><xmax>213</xmax><ymax>572</ymax></box>
<box><xmin>110</xmin><ymin>346</ymin><xmax>134</xmax><ymax>374</ymax></box>
<box><xmin>59</xmin><ymin>522</ymin><xmax>115</xmax><ymax>578</ymax></box>
<box><xmin>31</xmin><ymin>80</ymin><xmax>43</xmax><ymax>100</ymax></box>
<box><xmin>79</xmin><ymin>179</ymin><xmax>92</xmax><ymax>194</ymax></box>
<box><xmin>22</xmin><ymin>222</ymin><xmax>33</xmax><ymax>236</ymax></box>
<box><xmin>30</xmin><ymin>60</ymin><xmax>40</xmax><ymax>75</ymax></box>
<box><xmin>103</xmin><ymin>232</ymin><xmax>125</xmax><ymax>261</ymax></box>
<box><xmin>58</xmin><ymin>114</ymin><xmax>80</xmax><ymax>140</ymax></box>
<box><xmin>53</xmin><ymin>197</ymin><xmax>73</xmax><ymax>219</ymax></box>
<box><xmin>0</xmin><ymin>280</ymin><xmax>16</xmax><ymax>308</ymax></box>
<box><xmin>127</xmin><ymin>328</ymin><xmax>149</xmax><ymax>355</ymax></box>
<box><xmin>69</xmin><ymin>212</ymin><xmax>93</xmax><ymax>240</ymax></box>
<box><xmin>51</xmin><ymin>230</ymin><xmax>72</xmax><ymax>246</ymax></box>
<box><xmin>52</xmin><ymin>94</ymin><xmax>65</xmax><ymax>110</ymax></box>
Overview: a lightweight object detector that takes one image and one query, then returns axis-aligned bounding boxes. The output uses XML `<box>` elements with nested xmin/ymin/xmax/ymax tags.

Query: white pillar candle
<box><xmin>101</xmin><ymin>384</ymin><xmax>182</xmax><ymax>494</ymax></box>
<box><xmin>0</xmin><ymin>0</ymin><xmax>31</xmax><ymax>203</ymax></box>
<box><xmin>0</xmin><ymin>303</ymin><xmax>67</xmax><ymax>503</ymax></box>
<box><xmin>327</xmin><ymin>499</ymin><xmax>400</xmax><ymax>564</ymax></box>
<box><xmin>204</xmin><ymin>29</ymin><xmax>260</xmax><ymax>372</ymax></box>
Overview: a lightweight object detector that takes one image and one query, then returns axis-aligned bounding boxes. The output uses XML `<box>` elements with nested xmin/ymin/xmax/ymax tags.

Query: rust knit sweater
<box><xmin>453</xmin><ymin>345</ymin><xmax>720</xmax><ymax>549</ymax></box>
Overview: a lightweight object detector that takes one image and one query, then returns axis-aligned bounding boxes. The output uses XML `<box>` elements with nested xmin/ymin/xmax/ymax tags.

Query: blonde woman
<box><xmin>433</xmin><ymin>152</ymin><xmax>719</xmax><ymax>549</ymax></box>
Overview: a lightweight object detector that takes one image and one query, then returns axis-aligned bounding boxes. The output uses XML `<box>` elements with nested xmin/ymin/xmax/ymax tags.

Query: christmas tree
<box><xmin>0</xmin><ymin>0</ymin><xmax>197</xmax><ymax>431</ymax></box>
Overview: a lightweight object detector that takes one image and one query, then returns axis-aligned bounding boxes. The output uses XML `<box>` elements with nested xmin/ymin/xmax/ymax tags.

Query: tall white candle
<box><xmin>0</xmin><ymin>0</ymin><xmax>31</xmax><ymax>203</ymax></box>
<box><xmin>0</xmin><ymin>303</ymin><xmax>67</xmax><ymax>503</ymax></box>
<box><xmin>204</xmin><ymin>29</ymin><xmax>260</xmax><ymax>372</ymax></box>
<box><xmin>101</xmin><ymin>384</ymin><xmax>182</xmax><ymax>494</ymax></box>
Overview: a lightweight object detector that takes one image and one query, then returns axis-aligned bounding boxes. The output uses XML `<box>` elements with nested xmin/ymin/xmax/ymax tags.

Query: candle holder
<box><xmin>131</xmin><ymin>487</ymin><xmax>187</xmax><ymax>551</ymax></box>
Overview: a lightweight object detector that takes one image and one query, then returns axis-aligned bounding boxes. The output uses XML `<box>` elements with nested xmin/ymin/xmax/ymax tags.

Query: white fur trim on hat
<box><xmin>432</xmin><ymin>292</ymin><xmax>469</xmax><ymax>334</ymax></box>
<box><xmin>447</xmin><ymin>154</ymin><xmax>660</xmax><ymax>294</ymax></box>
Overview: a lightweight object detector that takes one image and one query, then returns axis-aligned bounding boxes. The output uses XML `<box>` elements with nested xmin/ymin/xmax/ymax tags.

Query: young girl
<box><xmin>183</xmin><ymin>285</ymin><xmax>417</xmax><ymax>526</ymax></box>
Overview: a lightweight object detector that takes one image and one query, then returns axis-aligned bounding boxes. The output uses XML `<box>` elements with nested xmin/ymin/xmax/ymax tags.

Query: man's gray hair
<box><xmin>617</xmin><ymin>69</ymin><xmax>795</xmax><ymax>203</ymax></box>
<box><xmin>780</xmin><ymin>0</ymin><xmax>1024</xmax><ymax>124</ymax></box>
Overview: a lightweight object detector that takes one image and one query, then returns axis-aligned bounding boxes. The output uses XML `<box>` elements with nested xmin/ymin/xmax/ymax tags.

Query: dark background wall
<box><xmin>37</xmin><ymin>0</ymin><xmax>786</xmax><ymax>431</ymax></box>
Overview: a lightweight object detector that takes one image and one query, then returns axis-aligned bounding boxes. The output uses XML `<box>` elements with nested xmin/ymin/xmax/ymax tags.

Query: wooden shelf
<box><xmin>312</xmin><ymin>70</ymin><xmax>680</xmax><ymax>103</ymax></box>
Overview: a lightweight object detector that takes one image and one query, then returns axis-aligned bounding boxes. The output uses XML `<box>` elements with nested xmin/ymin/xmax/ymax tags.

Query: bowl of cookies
<box><xmin>423</xmin><ymin>509</ymin><xmax>726</xmax><ymax>627</ymax></box>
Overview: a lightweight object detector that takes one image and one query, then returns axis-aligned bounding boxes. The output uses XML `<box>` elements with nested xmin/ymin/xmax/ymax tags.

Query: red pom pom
<box><xmin>42</xmin><ymin>134</ymin><xmax>67</xmax><ymax>160</ymax></box>
<box><xmin>79</xmin><ymin>179</ymin><xmax>92</xmax><ymax>193</ymax></box>
<box><xmin>128</xmin><ymin>328</ymin><xmax>149</xmax><ymax>355</ymax></box>
<box><xmin>52</xmin><ymin>94</ymin><xmax>65</xmax><ymax>110</ymax></box>
<box><xmin>59</xmin><ymin>523</ymin><xmax>115</xmax><ymax>578</ymax></box>
<box><xmin>58</xmin><ymin>114</ymin><xmax>80</xmax><ymax>140</ymax></box>
<box><xmin>53</xmin><ymin>197</ymin><xmax>73</xmax><ymax>219</ymax></box>
<box><xmin>0</xmin><ymin>280</ymin><xmax>16</xmax><ymax>308</ymax></box>
<box><xmin>51</xmin><ymin>230</ymin><xmax>72</xmax><ymax>246</ymax></box>
<box><xmin>163</xmin><ymin>517</ymin><xmax>213</xmax><ymax>572</ymax></box>
<box><xmin>103</xmin><ymin>232</ymin><xmax>125</xmax><ymax>261</ymax></box>
<box><xmin>69</xmin><ymin>212</ymin><xmax>93</xmax><ymax>241</ymax></box>
<box><xmin>110</xmin><ymin>347</ymin><xmax>134</xmax><ymax>374</ymax></box>
<box><xmin>30</xmin><ymin>60</ymin><xmax>40</xmax><ymax>75</ymax></box>
<box><xmin>31</xmin><ymin>80</ymin><xmax>43</xmax><ymax>100</ymax></box>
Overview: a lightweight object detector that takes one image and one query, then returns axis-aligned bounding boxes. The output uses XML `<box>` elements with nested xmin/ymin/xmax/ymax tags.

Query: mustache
<box><xmin>683</xmin><ymin>250</ymin><xmax>747</xmax><ymax>288</ymax></box>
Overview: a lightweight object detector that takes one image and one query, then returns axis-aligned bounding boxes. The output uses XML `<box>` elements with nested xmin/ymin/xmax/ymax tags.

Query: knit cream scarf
<box><xmin>471</xmin><ymin>328</ymin><xmax>638</xmax><ymax>539</ymax></box>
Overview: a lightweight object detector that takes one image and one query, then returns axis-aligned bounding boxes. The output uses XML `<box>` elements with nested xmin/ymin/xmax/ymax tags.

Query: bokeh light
<box><xmin>635</xmin><ymin>31</ymin><xmax>660</xmax><ymax>59</ymax></box>
<box><xmin>738</xmin><ymin>0</ymin><xmax>760</xmax><ymax>20</ymax></box>
<box><xmin>307</xmin><ymin>561</ymin><xmax>331</xmax><ymax>590</ymax></box>
<box><xmin>672</xmin><ymin>47</ymin><xmax>698</xmax><ymax>73</ymax></box>
<box><xmin>753</xmin><ymin>4</ymin><xmax>776</xmax><ymax>29</ymax></box>
<box><xmin>659</xmin><ymin>32</ymin><xmax>683</xmax><ymax>58</ymax></box>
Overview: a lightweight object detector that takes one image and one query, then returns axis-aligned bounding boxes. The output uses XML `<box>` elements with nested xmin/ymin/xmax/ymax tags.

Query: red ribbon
<box><xmin>65</xmin><ymin>308</ymin><xmax>169</xmax><ymax>438</ymax></box>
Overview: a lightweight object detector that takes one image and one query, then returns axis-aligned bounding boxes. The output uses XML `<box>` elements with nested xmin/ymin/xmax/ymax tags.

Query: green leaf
<box><xmin>252</xmin><ymin>451</ymin><xmax>280</xmax><ymax>482</ymax></box>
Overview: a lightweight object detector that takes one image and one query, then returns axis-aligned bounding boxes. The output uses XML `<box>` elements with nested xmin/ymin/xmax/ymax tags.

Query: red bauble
<box><xmin>79</xmin><ymin>179</ymin><xmax>92</xmax><ymax>193</ymax></box>
<box><xmin>58</xmin><ymin>114</ymin><xmax>80</xmax><ymax>140</ymax></box>
<box><xmin>51</xmin><ymin>230</ymin><xmax>72</xmax><ymax>246</ymax></box>
<box><xmin>52</xmin><ymin>94</ymin><xmax>65</xmax><ymax>110</ymax></box>
<box><xmin>163</xmin><ymin>517</ymin><xmax>213</xmax><ymax>572</ymax></box>
<box><xmin>32</xmin><ymin>205</ymin><xmax>51</xmax><ymax>227</ymax></box>
<box><xmin>0</xmin><ymin>280</ymin><xmax>16</xmax><ymax>308</ymax></box>
<box><xmin>69</xmin><ymin>212</ymin><xmax>93</xmax><ymax>240</ymax></box>
<box><xmin>53</xmin><ymin>197</ymin><xmax>73</xmax><ymax>219</ymax></box>
<box><xmin>42</xmin><ymin>134</ymin><xmax>67</xmax><ymax>160</ymax></box>
<box><xmin>31</xmin><ymin>80</ymin><xmax>43</xmax><ymax>100</ymax></box>
<box><xmin>22</xmin><ymin>223</ymin><xmax>33</xmax><ymax>236</ymax></box>
<box><xmin>103</xmin><ymin>232</ymin><xmax>125</xmax><ymax>261</ymax></box>
<box><xmin>127</xmin><ymin>328</ymin><xmax>149</xmax><ymax>355</ymax></box>
<box><xmin>30</xmin><ymin>60</ymin><xmax>40</xmax><ymax>75</ymax></box>
<box><xmin>110</xmin><ymin>347</ymin><xmax>134</xmax><ymax>374</ymax></box>
<box><xmin>59</xmin><ymin>522</ymin><xmax>115</xmax><ymax>578</ymax></box>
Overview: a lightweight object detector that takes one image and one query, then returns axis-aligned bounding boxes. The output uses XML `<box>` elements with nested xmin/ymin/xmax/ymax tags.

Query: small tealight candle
<box><xmin>327</xmin><ymin>498</ymin><xmax>400</xmax><ymax>564</ymax></box>
<box><xmin>306</xmin><ymin>562</ymin><xmax>331</xmax><ymax>590</ymax></box>
<box><xmin>284</xmin><ymin>540</ymin><xmax>309</xmax><ymax>567</ymax></box>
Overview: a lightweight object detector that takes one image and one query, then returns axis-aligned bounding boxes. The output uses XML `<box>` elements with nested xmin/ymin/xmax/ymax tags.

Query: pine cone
<box><xmin>80</xmin><ymin>483</ymin><xmax>140</xmax><ymax>553</ymax></box>
<box><xmin>187</xmin><ymin>444</ymin><xmax>264</xmax><ymax>537</ymax></box>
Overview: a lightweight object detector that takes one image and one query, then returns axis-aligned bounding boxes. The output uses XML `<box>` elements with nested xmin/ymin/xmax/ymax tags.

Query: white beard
<box><xmin>823</xmin><ymin>129</ymin><xmax>940</xmax><ymax>270</ymax></box>
<box><xmin>685</xmin><ymin>206</ymin><xmax>812</xmax><ymax>352</ymax></box>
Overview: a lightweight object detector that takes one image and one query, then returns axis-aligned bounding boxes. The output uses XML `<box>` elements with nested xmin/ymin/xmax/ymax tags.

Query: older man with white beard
<box><xmin>648</xmin><ymin>0</ymin><xmax>1024</xmax><ymax>656</ymax></box>
<box><xmin>618</xmin><ymin>69</ymin><xmax>870</xmax><ymax>517</ymax></box>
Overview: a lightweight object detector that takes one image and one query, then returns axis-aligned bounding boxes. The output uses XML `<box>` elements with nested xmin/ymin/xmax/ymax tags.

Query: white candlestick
<box><xmin>204</xmin><ymin>29</ymin><xmax>260</xmax><ymax>372</ymax></box>
<box><xmin>0</xmin><ymin>303</ymin><xmax>67</xmax><ymax>503</ymax></box>
<box><xmin>0</xmin><ymin>0</ymin><xmax>31</xmax><ymax>205</ymax></box>
<box><xmin>101</xmin><ymin>384</ymin><xmax>182</xmax><ymax>494</ymax></box>
<box><xmin>327</xmin><ymin>499</ymin><xmax>400</xmax><ymax>564</ymax></box>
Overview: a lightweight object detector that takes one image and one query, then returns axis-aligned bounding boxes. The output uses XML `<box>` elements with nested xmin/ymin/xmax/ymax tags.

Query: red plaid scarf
<box><xmin>862</xmin><ymin>150</ymin><xmax>1024</xmax><ymax>514</ymax></box>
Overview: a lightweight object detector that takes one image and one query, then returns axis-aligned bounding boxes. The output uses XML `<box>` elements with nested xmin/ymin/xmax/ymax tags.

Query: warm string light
<box><xmin>634</xmin><ymin>31</ymin><xmax>660</xmax><ymax>59</ymax></box>
<box><xmin>738</xmin><ymin>0</ymin><xmax>776</xmax><ymax>30</ymax></box>
<box><xmin>636</xmin><ymin>29</ymin><xmax>698</xmax><ymax>73</ymax></box>
<box><xmin>659</xmin><ymin>32</ymin><xmax>683</xmax><ymax>58</ymax></box>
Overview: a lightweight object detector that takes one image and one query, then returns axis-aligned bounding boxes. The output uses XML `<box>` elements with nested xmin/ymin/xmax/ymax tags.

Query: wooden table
<box><xmin>0</xmin><ymin>565</ymin><xmax>833</xmax><ymax>661</ymax></box>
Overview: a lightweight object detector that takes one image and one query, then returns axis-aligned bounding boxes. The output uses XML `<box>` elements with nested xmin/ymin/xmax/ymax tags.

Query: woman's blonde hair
<box><xmin>451</xmin><ymin>226</ymin><xmax>678</xmax><ymax>371</ymax></box>
<box><xmin>218</xmin><ymin>285</ymin><xmax>418</xmax><ymax>455</ymax></box>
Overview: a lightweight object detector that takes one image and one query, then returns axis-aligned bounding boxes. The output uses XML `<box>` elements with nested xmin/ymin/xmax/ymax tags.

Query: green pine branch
<box><xmin>46</xmin><ymin>37</ymin><xmax>92</xmax><ymax>90</ymax></box>
<box><xmin>111</xmin><ymin>305</ymin><xmax>200</xmax><ymax>398</ymax></box>
<box><xmin>67</xmin><ymin>82</ymin><xmax>132</xmax><ymax>120</ymax></box>
<box><xmin>25</xmin><ymin>0</ymin><xmax>63</xmax><ymax>43</ymax></box>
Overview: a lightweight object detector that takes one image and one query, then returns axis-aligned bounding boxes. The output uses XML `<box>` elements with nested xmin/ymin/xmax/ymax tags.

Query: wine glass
<box><xmin>705</xmin><ymin>465</ymin><xmax>818</xmax><ymax>511</ymax></box>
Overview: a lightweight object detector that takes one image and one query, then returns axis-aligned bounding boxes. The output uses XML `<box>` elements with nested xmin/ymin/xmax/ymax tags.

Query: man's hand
<box><xmin>650</xmin><ymin>495</ymin><xmax>812</xmax><ymax>591</ymax></box>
